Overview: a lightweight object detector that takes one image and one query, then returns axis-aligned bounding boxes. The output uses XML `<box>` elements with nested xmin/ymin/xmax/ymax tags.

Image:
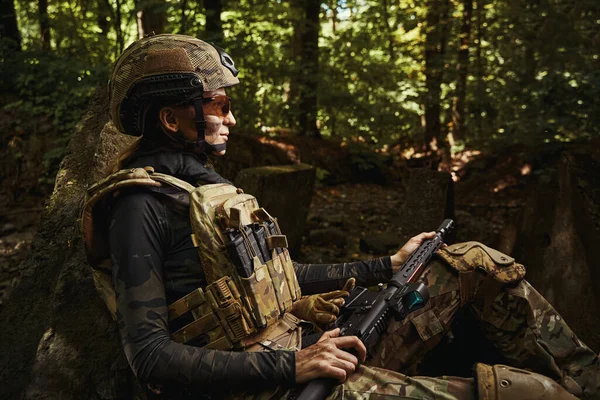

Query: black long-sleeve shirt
<box><xmin>108</xmin><ymin>149</ymin><xmax>393</xmax><ymax>393</ymax></box>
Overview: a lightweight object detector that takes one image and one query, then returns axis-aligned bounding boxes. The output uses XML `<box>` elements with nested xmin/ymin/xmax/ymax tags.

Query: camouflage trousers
<box><xmin>232</xmin><ymin>257</ymin><xmax>600</xmax><ymax>400</ymax></box>
<box><xmin>233</xmin><ymin>367</ymin><xmax>475</xmax><ymax>399</ymax></box>
<box><xmin>365</xmin><ymin>258</ymin><xmax>599</xmax><ymax>399</ymax></box>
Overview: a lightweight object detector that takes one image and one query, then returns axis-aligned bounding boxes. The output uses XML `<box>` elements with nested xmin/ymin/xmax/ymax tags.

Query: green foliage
<box><xmin>3</xmin><ymin>49</ymin><xmax>109</xmax><ymax>181</ymax></box>
<box><xmin>315</xmin><ymin>167</ymin><xmax>331</xmax><ymax>183</ymax></box>
<box><xmin>346</xmin><ymin>141</ymin><xmax>390</xmax><ymax>184</ymax></box>
<box><xmin>467</xmin><ymin>0</ymin><xmax>600</xmax><ymax>146</ymax></box>
<box><xmin>11</xmin><ymin>52</ymin><xmax>107</xmax><ymax>124</ymax></box>
<box><xmin>318</xmin><ymin>1</ymin><xmax>423</xmax><ymax>143</ymax></box>
<box><xmin>224</xmin><ymin>1</ymin><xmax>295</xmax><ymax>134</ymax></box>
<box><xmin>3</xmin><ymin>0</ymin><xmax>599</xmax><ymax>190</ymax></box>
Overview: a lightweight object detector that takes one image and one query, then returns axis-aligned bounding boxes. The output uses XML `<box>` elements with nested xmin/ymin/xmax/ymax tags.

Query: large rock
<box><xmin>235</xmin><ymin>164</ymin><xmax>316</xmax><ymax>257</ymax></box>
<box><xmin>212</xmin><ymin>134</ymin><xmax>296</xmax><ymax>182</ymax></box>
<box><xmin>359</xmin><ymin>233</ymin><xmax>403</xmax><ymax>254</ymax></box>
<box><xmin>0</xmin><ymin>89</ymin><xmax>144</xmax><ymax>399</ymax></box>
<box><xmin>395</xmin><ymin>168</ymin><xmax>455</xmax><ymax>243</ymax></box>
<box><xmin>309</xmin><ymin>227</ymin><xmax>348</xmax><ymax>248</ymax></box>
<box><xmin>513</xmin><ymin>151</ymin><xmax>600</xmax><ymax>352</ymax></box>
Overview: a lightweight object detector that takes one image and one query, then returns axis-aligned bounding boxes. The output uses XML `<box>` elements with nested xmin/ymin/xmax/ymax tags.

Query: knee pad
<box><xmin>437</xmin><ymin>242</ymin><xmax>525</xmax><ymax>283</ymax></box>
<box><xmin>475</xmin><ymin>363</ymin><xmax>578</xmax><ymax>400</ymax></box>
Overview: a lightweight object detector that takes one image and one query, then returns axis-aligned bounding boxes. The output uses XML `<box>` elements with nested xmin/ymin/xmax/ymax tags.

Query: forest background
<box><xmin>1</xmin><ymin>0</ymin><xmax>599</xmax><ymax>195</ymax></box>
<box><xmin>1</xmin><ymin>0</ymin><xmax>600</xmax><ymax>316</ymax></box>
<box><xmin>0</xmin><ymin>1</ymin><xmax>600</xmax><ymax>396</ymax></box>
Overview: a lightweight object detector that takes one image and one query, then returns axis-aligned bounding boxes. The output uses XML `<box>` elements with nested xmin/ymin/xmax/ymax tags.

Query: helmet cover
<box><xmin>109</xmin><ymin>33</ymin><xmax>239</xmax><ymax>136</ymax></box>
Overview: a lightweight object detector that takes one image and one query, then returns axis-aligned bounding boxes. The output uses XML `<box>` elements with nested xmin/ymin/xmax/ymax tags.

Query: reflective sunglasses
<box><xmin>202</xmin><ymin>95</ymin><xmax>232</xmax><ymax>119</ymax></box>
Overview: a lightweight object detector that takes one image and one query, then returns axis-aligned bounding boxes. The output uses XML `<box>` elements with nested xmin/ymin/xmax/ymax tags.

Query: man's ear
<box><xmin>158</xmin><ymin>107</ymin><xmax>179</xmax><ymax>134</ymax></box>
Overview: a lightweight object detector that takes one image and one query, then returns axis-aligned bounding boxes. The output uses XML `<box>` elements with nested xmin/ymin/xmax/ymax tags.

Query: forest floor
<box><xmin>0</xmin><ymin>132</ymin><xmax>544</xmax><ymax>304</ymax></box>
<box><xmin>297</xmin><ymin>146</ymin><xmax>535</xmax><ymax>264</ymax></box>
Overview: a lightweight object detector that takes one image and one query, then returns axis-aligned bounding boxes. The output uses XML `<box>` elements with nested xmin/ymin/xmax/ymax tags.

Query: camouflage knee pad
<box><xmin>475</xmin><ymin>363</ymin><xmax>578</xmax><ymax>400</ymax></box>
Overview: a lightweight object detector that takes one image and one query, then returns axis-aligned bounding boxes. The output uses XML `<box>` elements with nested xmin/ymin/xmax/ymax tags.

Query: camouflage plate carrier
<box><xmin>82</xmin><ymin>167</ymin><xmax>304</xmax><ymax>352</ymax></box>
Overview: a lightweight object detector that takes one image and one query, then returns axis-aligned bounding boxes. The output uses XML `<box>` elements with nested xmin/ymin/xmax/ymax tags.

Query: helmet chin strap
<box><xmin>179</xmin><ymin>98</ymin><xmax>226</xmax><ymax>154</ymax></box>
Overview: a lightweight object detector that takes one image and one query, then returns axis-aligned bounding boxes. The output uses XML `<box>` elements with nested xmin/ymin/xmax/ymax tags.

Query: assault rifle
<box><xmin>296</xmin><ymin>219</ymin><xmax>455</xmax><ymax>400</ymax></box>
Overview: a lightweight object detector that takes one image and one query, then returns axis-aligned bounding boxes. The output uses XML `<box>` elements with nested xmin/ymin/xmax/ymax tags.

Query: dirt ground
<box><xmin>0</xmin><ymin>203</ymin><xmax>43</xmax><ymax>305</ymax></box>
<box><xmin>297</xmin><ymin>144</ymin><xmax>539</xmax><ymax>264</ymax></box>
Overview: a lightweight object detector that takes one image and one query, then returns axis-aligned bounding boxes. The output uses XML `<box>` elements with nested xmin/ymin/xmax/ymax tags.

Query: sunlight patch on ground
<box><xmin>376</xmin><ymin>144</ymin><xmax>390</xmax><ymax>154</ymax></box>
<box><xmin>0</xmin><ymin>238</ymin><xmax>29</xmax><ymax>255</ymax></box>
<box><xmin>492</xmin><ymin>175</ymin><xmax>518</xmax><ymax>193</ymax></box>
<box><xmin>448</xmin><ymin>149</ymin><xmax>482</xmax><ymax>182</ymax></box>
<box><xmin>257</xmin><ymin>137</ymin><xmax>301</xmax><ymax>163</ymax></box>
<box><xmin>401</xmin><ymin>147</ymin><xmax>432</xmax><ymax>159</ymax></box>
<box><xmin>521</xmin><ymin>163</ymin><xmax>532</xmax><ymax>175</ymax></box>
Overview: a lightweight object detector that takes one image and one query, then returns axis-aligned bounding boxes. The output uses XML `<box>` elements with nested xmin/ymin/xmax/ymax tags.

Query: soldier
<box><xmin>86</xmin><ymin>33</ymin><xmax>599</xmax><ymax>399</ymax></box>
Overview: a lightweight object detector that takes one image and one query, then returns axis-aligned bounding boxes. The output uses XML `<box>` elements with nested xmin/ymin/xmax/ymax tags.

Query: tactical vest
<box><xmin>81</xmin><ymin>167</ymin><xmax>303</xmax><ymax>351</ymax></box>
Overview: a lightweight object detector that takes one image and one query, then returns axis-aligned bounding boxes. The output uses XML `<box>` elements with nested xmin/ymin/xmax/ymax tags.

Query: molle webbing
<box><xmin>167</xmin><ymin>277</ymin><xmax>302</xmax><ymax>351</ymax></box>
<box><xmin>181</xmin><ymin>183</ymin><xmax>303</xmax><ymax>348</ymax></box>
<box><xmin>167</xmin><ymin>278</ymin><xmax>254</xmax><ymax>350</ymax></box>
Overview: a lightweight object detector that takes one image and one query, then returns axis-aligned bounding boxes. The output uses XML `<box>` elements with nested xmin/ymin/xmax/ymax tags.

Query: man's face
<box><xmin>164</xmin><ymin>87</ymin><xmax>236</xmax><ymax>156</ymax></box>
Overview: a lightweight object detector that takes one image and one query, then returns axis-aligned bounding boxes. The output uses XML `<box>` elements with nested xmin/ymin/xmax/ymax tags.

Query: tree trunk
<box><xmin>474</xmin><ymin>0</ymin><xmax>485</xmax><ymax>140</ymax></box>
<box><xmin>204</xmin><ymin>0</ymin><xmax>223</xmax><ymax>46</ymax></box>
<box><xmin>38</xmin><ymin>0</ymin><xmax>51</xmax><ymax>50</ymax></box>
<box><xmin>381</xmin><ymin>0</ymin><xmax>395</xmax><ymax>61</ymax></box>
<box><xmin>423</xmin><ymin>0</ymin><xmax>451</xmax><ymax>149</ymax></box>
<box><xmin>97</xmin><ymin>0</ymin><xmax>111</xmax><ymax>38</ymax></box>
<box><xmin>296</xmin><ymin>0</ymin><xmax>321</xmax><ymax>138</ymax></box>
<box><xmin>451</xmin><ymin>0</ymin><xmax>473</xmax><ymax>142</ymax></box>
<box><xmin>288</xmin><ymin>0</ymin><xmax>303</xmax><ymax>127</ymax></box>
<box><xmin>513</xmin><ymin>151</ymin><xmax>600</xmax><ymax>352</ymax></box>
<box><xmin>331</xmin><ymin>0</ymin><xmax>337</xmax><ymax>33</ymax></box>
<box><xmin>0</xmin><ymin>89</ymin><xmax>146</xmax><ymax>399</ymax></box>
<box><xmin>521</xmin><ymin>1</ymin><xmax>540</xmax><ymax>86</ymax></box>
<box><xmin>136</xmin><ymin>0</ymin><xmax>167</xmax><ymax>38</ymax></box>
<box><xmin>115</xmin><ymin>0</ymin><xmax>124</xmax><ymax>54</ymax></box>
<box><xmin>180</xmin><ymin>0</ymin><xmax>188</xmax><ymax>34</ymax></box>
<box><xmin>519</xmin><ymin>1</ymin><xmax>541</xmax><ymax>144</ymax></box>
<box><xmin>0</xmin><ymin>0</ymin><xmax>21</xmax><ymax>51</ymax></box>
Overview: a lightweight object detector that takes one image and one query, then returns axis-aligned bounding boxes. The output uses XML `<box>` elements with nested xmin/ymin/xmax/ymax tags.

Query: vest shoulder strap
<box><xmin>81</xmin><ymin>166</ymin><xmax>192</xmax><ymax>319</ymax></box>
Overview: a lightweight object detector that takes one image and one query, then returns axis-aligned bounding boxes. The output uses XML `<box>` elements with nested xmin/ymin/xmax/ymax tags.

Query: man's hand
<box><xmin>291</xmin><ymin>278</ymin><xmax>355</xmax><ymax>330</ymax></box>
<box><xmin>390</xmin><ymin>231</ymin><xmax>437</xmax><ymax>273</ymax></box>
<box><xmin>295</xmin><ymin>328</ymin><xmax>367</xmax><ymax>384</ymax></box>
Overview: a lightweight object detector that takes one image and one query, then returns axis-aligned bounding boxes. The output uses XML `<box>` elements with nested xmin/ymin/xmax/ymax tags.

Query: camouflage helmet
<box><xmin>109</xmin><ymin>33</ymin><xmax>239</xmax><ymax>140</ymax></box>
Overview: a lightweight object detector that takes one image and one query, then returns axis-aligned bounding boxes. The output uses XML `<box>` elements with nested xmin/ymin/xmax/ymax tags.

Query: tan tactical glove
<box><xmin>291</xmin><ymin>278</ymin><xmax>356</xmax><ymax>331</ymax></box>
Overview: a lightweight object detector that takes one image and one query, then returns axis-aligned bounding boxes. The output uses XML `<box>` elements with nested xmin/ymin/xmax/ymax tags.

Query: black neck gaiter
<box><xmin>125</xmin><ymin>136</ymin><xmax>231</xmax><ymax>187</ymax></box>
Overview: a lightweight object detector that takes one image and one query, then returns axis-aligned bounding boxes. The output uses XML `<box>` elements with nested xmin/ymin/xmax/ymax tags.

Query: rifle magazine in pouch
<box><xmin>252</xmin><ymin>223</ymin><xmax>272</xmax><ymax>263</ymax></box>
<box><xmin>224</xmin><ymin>228</ymin><xmax>254</xmax><ymax>278</ymax></box>
<box><xmin>238</xmin><ymin>257</ymin><xmax>281</xmax><ymax>329</ymax></box>
<box><xmin>254</xmin><ymin>221</ymin><xmax>292</xmax><ymax>313</ymax></box>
